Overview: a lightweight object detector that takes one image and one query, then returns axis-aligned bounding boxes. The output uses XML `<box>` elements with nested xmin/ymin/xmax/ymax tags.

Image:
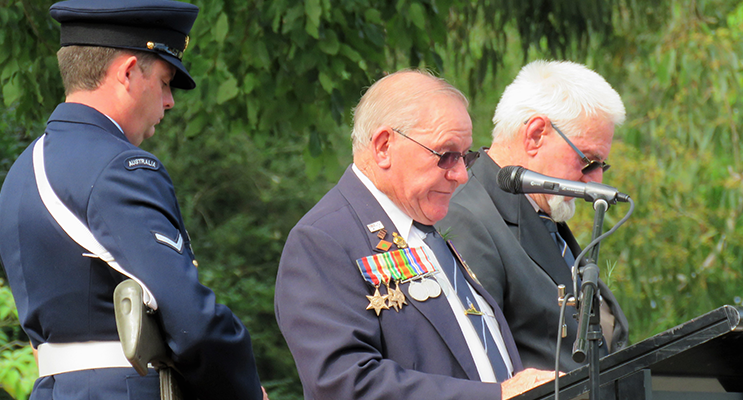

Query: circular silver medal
<box><xmin>422</xmin><ymin>277</ymin><xmax>441</xmax><ymax>298</ymax></box>
<box><xmin>408</xmin><ymin>280</ymin><xmax>429</xmax><ymax>302</ymax></box>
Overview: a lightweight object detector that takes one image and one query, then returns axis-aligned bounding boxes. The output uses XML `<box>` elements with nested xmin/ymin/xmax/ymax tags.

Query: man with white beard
<box><xmin>437</xmin><ymin>60</ymin><xmax>630</xmax><ymax>373</ymax></box>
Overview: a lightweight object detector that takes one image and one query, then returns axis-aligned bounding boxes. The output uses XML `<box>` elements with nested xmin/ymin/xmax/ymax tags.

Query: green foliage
<box><xmin>0</xmin><ymin>281</ymin><xmax>36</xmax><ymax>400</ymax></box>
<box><xmin>0</xmin><ymin>1</ymin><xmax>63</xmax><ymax>120</ymax></box>
<box><xmin>568</xmin><ymin>0</ymin><xmax>743</xmax><ymax>342</ymax></box>
<box><xmin>2</xmin><ymin>0</ymin><xmax>733</xmax><ymax>398</ymax></box>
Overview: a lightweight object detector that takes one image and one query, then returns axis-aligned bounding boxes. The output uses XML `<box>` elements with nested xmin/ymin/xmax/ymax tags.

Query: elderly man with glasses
<box><xmin>438</xmin><ymin>60</ymin><xmax>630</xmax><ymax>373</ymax></box>
<box><xmin>275</xmin><ymin>69</ymin><xmax>557</xmax><ymax>400</ymax></box>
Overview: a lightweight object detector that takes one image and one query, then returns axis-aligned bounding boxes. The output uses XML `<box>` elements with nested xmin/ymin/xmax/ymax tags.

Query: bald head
<box><xmin>351</xmin><ymin>70</ymin><xmax>468</xmax><ymax>157</ymax></box>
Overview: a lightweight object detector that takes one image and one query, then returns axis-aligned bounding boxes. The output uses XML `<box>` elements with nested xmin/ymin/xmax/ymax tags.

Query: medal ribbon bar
<box><xmin>356</xmin><ymin>247</ymin><xmax>436</xmax><ymax>286</ymax></box>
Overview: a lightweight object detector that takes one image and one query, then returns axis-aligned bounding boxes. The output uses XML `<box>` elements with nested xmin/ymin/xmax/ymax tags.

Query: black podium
<box><xmin>517</xmin><ymin>305</ymin><xmax>743</xmax><ymax>400</ymax></box>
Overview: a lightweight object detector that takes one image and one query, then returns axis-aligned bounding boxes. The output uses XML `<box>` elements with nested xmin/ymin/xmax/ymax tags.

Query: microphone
<box><xmin>497</xmin><ymin>165</ymin><xmax>630</xmax><ymax>204</ymax></box>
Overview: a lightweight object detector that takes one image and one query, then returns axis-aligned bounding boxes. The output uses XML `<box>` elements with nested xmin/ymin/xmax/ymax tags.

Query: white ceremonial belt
<box><xmin>37</xmin><ymin>341</ymin><xmax>148</xmax><ymax>377</ymax></box>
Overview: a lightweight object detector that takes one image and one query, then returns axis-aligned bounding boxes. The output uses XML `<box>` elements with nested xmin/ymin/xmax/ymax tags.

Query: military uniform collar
<box><xmin>47</xmin><ymin>103</ymin><xmax>130</xmax><ymax>144</ymax></box>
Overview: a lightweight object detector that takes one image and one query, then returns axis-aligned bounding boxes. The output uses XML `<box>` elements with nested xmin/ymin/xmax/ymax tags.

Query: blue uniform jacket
<box><xmin>275</xmin><ymin>167</ymin><xmax>523</xmax><ymax>400</ymax></box>
<box><xmin>0</xmin><ymin>103</ymin><xmax>262</xmax><ymax>400</ymax></box>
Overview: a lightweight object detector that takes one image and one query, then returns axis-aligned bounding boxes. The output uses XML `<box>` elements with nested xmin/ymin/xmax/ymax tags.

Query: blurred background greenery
<box><xmin>1</xmin><ymin>0</ymin><xmax>742</xmax><ymax>398</ymax></box>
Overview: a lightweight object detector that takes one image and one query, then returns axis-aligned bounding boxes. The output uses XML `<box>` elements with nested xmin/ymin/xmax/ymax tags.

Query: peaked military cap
<box><xmin>50</xmin><ymin>0</ymin><xmax>199</xmax><ymax>90</ymax></box>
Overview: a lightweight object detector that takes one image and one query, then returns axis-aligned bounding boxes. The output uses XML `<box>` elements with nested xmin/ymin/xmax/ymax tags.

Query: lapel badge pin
<box><xmin>377</xmin><ymin>228</ymin><xmax>388</xmax><ymax>240</ymax></box>
<box><xmin>375</xmin><ymin>240</ymin><xmax>393</xmax><ymax>252</ymax></box>
<box><xmin>464</xmin><ymin>298</ymin><xmax>484</xmax><ymax>316</ymax></box>
<box><xmin>367</xmin><ymin>221</ymin><xmax>384</xmax><ymax>233</ymax></box>
<box><xmin>392</xmin><ymin>232</ymin><xmax>408</xmax><ymax>249</ymax></box>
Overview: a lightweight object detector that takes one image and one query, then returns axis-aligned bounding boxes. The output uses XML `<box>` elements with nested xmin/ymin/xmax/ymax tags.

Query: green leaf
<box><xmin>216</xmin><ymin>76</ymin><xmax>239</xmax><ymax>104</ymax></box>
<box><xmin>282</xmin><ymin>5</ymin><xmax>306</xmax><ymax>35</ymax></box>
<box><xmin>3</xmin><ymin>75</ymin><xmax>21</xmax><ymax>107</ymax></box>
<box><xmin>408</xmin><ymin>3</ymin><xmax>427</xmax><ymax>31</ymax></box>
<box><xmin>364</xmin><ymin>9</ymin><xmax>382</xmax><ymax>24</ymax></box>
<box><xmin>318</xmin><ymin>71</ymin><xmax>334</xmax><ymax>93</ymax></box>
<box><xmin>184</xmin><ymin>114</ymin><xmax>207</xmax><ymax>138</ymax></box>
<box><xmin>243</xmin><ymin>73</ymin><xmax>258</xmax><ymax>95</ymax></box>
<box><xmin>318</xmin><ymin>29</ymin><xmax>340</xmax><ymax>55</ymax></box>
<box><xmin>339</xmin><ymin>44</ymin><xmax>362</xmax><ymax>63</ymax></box>
<box><xmin>1</xmin><ymin>59</ymin><xmax>19</xmax><ymax>81</ymax></box>
<box><xmin>252</xmin><ymin>41</ymin><xmax>272</xmax><ymax>70</ymax></box>
<box><xmin>214</xmin><ymin>12</ymin><xmax>229</xmax><ymax>44</ymax></box>
<box><xmin>305</xmin><ymin>0</ymin><xmax>322</xmax><ymax>39</ymax></box>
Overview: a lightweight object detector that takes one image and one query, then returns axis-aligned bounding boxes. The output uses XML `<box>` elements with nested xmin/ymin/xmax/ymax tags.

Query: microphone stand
<box><xmin>572</xmin><ymin>198</ymin><xmax>609</xmax><ymax>400</ymax></box>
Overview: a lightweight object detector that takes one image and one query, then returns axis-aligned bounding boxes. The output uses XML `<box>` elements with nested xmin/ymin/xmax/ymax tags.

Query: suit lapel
<box><xmin>336</xmin><ymin>167</ymin><xmax>482</xmax><ymax>380</ymax></box>
<box><xmin>448</xmin><ymin>240</ymin><xmax>524</xmax><ymax>372</ymax></box>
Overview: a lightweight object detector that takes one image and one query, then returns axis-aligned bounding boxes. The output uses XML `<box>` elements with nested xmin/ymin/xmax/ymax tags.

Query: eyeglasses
<box><xmin>549</xmin><ymin>121</ymin><xmax>610</xmax><ymax>174</ymax></box>
<box><xmin>392</xmin><ymin>128</ymin><xmax>479</xmax><ymax>169</ymax></box>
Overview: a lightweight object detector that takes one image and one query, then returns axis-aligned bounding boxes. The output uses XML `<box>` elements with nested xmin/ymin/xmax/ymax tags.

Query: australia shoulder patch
<box><xmin>125</xmin><ymin>156</ymin><xmax>159</xmax><ymax>171</ymax></box>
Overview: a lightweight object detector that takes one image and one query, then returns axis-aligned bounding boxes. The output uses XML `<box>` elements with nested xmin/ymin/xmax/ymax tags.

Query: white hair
<box><xmin>351</xmin><ymin>69</ymin><xmax>468</xmax><ymax>155</ymax></box>
<box><xmin>549</xmin><ymin>196</ymin><xmax>576</xmax><ymax>222</ymax></box>
<box><xmin>491</xmin><ymin>60</ymin><xmax>626</xmax><ymax>142</ymax></box>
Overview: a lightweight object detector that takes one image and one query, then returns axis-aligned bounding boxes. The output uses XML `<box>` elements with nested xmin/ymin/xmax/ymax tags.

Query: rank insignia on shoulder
<box><xmin>153</xmin><ymin>231</ymin><xmax>184</xmax><ymax>253</ymax></box>
<box><xmin>125</xmin><ymin>156</ymin><xmax>159</xmax><ymax>171</ymax></box>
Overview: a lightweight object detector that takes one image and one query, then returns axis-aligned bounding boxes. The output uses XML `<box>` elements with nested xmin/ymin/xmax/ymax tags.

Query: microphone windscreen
<box><xmin>496</xmin><ymin>165</ymin><xmax>525</xmax><ymax>194</ymax></box>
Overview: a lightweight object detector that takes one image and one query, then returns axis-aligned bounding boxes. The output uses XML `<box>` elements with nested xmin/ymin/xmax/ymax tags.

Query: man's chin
<box><xmin>549</xmin><ymin>196</ymin><xmax>576</xmax><ymax>222</ymax></box>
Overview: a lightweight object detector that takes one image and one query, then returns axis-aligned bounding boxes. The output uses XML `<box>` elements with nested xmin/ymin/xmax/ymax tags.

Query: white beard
<box><xmin>548</xmin><ymin>195</ymin><xmax>576</xmax><ymax>222</ymax></box>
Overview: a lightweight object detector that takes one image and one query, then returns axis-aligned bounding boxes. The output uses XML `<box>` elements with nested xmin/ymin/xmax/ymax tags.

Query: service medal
<box><xmin>408</xmin><ymin>279</ymin><xmax>429</xmax><ymax>302</ymax></box>
<box><xmin>386</xmin><ymin>280</ymin><xmax>407</xmax><ymax>311</ymax></box>
<box><xmin>356</xmin><ymin>247</ymin><xmax>438</xmax><ymax>307</ymax></box>
<box><xmin>422</xmin><ymin>277</ymin><xmax>441</xmax><ymax>298</ymax></box>
<box><xmin>366</xmin><ymin>286</ymin><xmax>390</xmax><ymax>316</ymax></box>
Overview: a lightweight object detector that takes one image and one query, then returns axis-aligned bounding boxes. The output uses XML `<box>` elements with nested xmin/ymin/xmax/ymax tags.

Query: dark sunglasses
<box><xmin>392</xmin><ymin>128</ymin><xmax>479</xmax><ymax>170</ymax></box>
<box><xmin>549</xmin><ymin>121</ymin><xmax>610</xmax><ymax>174</ymax></box>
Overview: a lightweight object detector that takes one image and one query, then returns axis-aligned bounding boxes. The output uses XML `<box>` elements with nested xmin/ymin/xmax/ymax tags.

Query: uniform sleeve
<box><xmin>275</xmin><ymin>222</ymin><xmax>501</xmax><ymax>400</ymax></box>
<box><xmin>87</xmin><ymin>149</ymin><xmax>262</xmax><ymax>400</ymax></box>
<box><xmin>438</xmin><ymin>201</ymin><xmax>508</xmax><ymax>307</ymax></box>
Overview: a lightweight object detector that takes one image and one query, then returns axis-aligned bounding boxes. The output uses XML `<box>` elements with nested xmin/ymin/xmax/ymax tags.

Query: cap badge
<box><xmin>147</xmin><ymin>41</ymin><xmax>184</xmax><ymax>60</ymax></box>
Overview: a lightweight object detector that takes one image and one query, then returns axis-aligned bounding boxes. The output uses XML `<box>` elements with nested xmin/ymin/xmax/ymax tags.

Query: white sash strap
<box><xmin>37</xmin><ymin>341</ymin><xmax>137</xmax><ymax>377</ymax></box>
<box><xmin>32</xmin><ymin>135</ymin><xmax>157</xmax><ymax>310</ymax></box>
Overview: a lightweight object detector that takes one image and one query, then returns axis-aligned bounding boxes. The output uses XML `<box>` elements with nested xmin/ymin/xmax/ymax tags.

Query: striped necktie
<box><xmin>414</xmin><ymin>222</ymin><xmax>510</xmax><ymax>382</ymax></box>
<box><xmin>538</xmin><ymin>212</ymin><xmax>576</xmax><ymax>269</ymax></box>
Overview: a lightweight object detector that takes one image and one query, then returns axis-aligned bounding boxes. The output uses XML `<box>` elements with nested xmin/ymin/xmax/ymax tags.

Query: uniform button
<box><xmin>192</xmin><ymin>259</ymin><xmax>199</xmax><ymax>268</ymax></box>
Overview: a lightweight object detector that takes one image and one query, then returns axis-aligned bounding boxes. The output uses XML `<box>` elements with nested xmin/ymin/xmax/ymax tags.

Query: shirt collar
<box><xmin>103</xmin><ymin>114</ymin><xmax>124</xmax><ymax>134</ymax></box>
<box><xmin>352</xmin><ymin>164</ymin><xmax>414</xmax><ymax>241</ymax></box>
<box><xmin>525</xmin><ymin>193</ymin><xmax>541</xmax><ymax>213</ymax></box>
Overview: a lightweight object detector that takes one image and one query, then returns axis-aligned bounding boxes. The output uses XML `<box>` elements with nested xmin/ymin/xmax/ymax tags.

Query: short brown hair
<box><xmin>57</xmin><ymin>46</ymin><xmax>159</xmax><ymax>95</ymax></box>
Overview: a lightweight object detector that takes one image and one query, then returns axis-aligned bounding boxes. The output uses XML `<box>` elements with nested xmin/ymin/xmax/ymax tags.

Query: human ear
<box><xmin>370</xmin><ymin>127</ymin><xmax>393</xmax><ymax>169</ymax></box>
<box><xmin>114</xmin><ymin>55</ymin><xmax>139</xmax><ymax>89</ymax></box>
<box><xmin>524</xmin><ymin>115</ymin><xmax>548</xmax><ymax>156</ymax></box>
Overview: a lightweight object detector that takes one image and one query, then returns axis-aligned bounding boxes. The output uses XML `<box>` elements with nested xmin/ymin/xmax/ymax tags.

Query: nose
<box><xmin>163</xmin><ymin>87</ymin><xmax>174</xmax><ymax>110</ymax></box>
<box><xmin>582</xmin><ymin>167</ymin><xmax>603</xmax><ymax>183</ymax></box>
<box><xmin>446</xmin><ymin>158</ymin><xmax>469</xmax><ymax>185</ymax></box>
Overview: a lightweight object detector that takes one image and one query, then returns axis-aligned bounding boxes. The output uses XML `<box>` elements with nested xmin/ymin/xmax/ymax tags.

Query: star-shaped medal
<box><xmin>387</xmin><ymin>281</ymin><xmax>408</xmax><ymax>312</ymax></box>
<box><xmin>366</xmin><ymin>286</ymin><xmax>390</xmax><ymax>316</ymax></box>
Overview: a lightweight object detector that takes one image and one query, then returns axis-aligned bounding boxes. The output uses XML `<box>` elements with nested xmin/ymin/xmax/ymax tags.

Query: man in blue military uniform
<box><xmin>0</xmin><ymin>1</ymin><xmax>265</xmax><ymax>399</ymax></box>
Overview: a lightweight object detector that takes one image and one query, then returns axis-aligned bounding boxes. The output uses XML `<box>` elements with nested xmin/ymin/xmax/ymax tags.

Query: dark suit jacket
<box><xmin>275</xmin><ymin>166</ymin><xmax>523</xmax><ymax>399</ymax></box>
<box><xmin>437</xmin><ymin>148</ymin><xmax>629</xmax><ymax>372</ymax></box>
